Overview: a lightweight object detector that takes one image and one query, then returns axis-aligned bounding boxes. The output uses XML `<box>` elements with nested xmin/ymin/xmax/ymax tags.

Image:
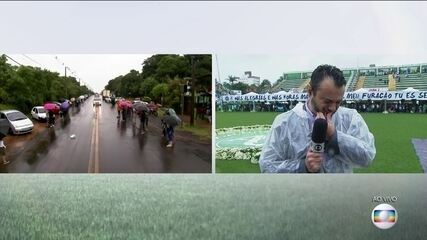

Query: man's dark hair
<box><xmin>310</xmin><ymin>64</ymin><xmax>346</xmax><ymax>94</ymax></box>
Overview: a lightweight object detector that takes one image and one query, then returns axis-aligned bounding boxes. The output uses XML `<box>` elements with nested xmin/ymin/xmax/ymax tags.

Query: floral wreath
<box><xmin>216</xmin><ymin>125</ymin><xmax>271</xmax><ymax>164</ymax></box>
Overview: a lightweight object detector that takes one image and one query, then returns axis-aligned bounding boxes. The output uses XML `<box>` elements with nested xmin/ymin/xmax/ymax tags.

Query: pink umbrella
<box><xmin>44</xmin><ymin>102</ymin><xmax>60</xmax><ymax>113</ymax></box>
<box><xmin>126</xmin><ymin>100</ymin><xmax>133</xmax><ymax>109</ymax></box>
<box><xmin>119</xmin><ymin>100</ymin><xmax>128</xmax><ymax>109</ymax></box>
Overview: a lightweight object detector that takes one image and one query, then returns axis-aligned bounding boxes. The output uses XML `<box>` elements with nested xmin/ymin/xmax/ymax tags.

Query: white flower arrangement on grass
<box><xmin>216</xmin><ymin>147</ymin><xmax>262</xmax><ymax>164</ymax></box>
<box><xmin>216</xmin><ymin>125</ymin><xmax>271</xmax><ymax>136</ymax></box>
<box><xmin>216</xmin><ymin>125</ymin><xmax>271</xmax><ymax>164</ymax></box>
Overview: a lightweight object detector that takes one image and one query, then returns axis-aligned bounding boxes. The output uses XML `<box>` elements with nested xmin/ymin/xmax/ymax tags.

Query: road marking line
<box><xmin>94</xmin><ymin>107</ymin><xmax>100</xmax><ymax>173</ymax></box>
<box><xmin>88</xmin><ymin>117</ymin><xmax>96</xmax><ymax>173</ymax></box>
<box><xmin>88</xmin><ymin>107</ymin><xmax>101</xmax><ymax>173</ymax></box>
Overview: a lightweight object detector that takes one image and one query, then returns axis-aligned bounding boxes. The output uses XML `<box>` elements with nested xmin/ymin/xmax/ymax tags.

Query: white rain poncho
<box><xmin>259</xmin><ymin>103</ymin><xmax>376</xmax><ymax>173</ymax></box>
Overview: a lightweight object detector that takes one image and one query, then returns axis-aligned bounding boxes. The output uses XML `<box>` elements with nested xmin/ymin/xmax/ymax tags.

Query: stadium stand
<box><xmin>223</xmin><ymin>63</ymin><xmax>427</xmax><ymax>94</ymax></box>
<box><xmin>345</xmin><ymin>71</ymin><xmax>357</xmax><ymax>91</ymax></box>
<box><xmin>396</xmin><ymin>73</ymin><xmax>427</xmax><ymax>91</ymax></box>
<box><xmin>388</xmin><ymin>74</ymin><xmax>396</xmax><ymax>91</ymax></box>
<box><xmin>354</xmin><ymin>75</ymin><xmax>366</xmax><ymax>90</ymax></box>
<box><xmin>362</xmin><ymin>75</ymin><xmax>389</xmax><ymax>89</ymax></box>
<box><xmin>298</xmin><ymin>79</ymin><xmax>310</xmax><ymax>91</ymax></box>
<box><xmin>271</xmin><ymin>75</ymin><xmax>306</xmax><ymax>92</ymax></box>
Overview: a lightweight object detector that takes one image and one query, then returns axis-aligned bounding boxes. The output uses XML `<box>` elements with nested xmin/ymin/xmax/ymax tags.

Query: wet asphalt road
<box><xmin>0</xmin><ymin>98</ymin><xmax>211</xmax><ymax>173</ymax></box>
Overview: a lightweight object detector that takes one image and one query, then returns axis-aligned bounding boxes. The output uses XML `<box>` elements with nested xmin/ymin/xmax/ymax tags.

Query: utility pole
<box><xmin>64</xmin><ymin>67</ymin><xmax>68</xmax><ymax>98</ymax></box>
<box><xmin>180</xmin><ymin>84</ymin><xmax>185</xmax><ymax>127</ymax></box>
<box><xmin>190</xmin><ymin>56</ymin><xmax>196</xmax><ymax>126</ymax></box>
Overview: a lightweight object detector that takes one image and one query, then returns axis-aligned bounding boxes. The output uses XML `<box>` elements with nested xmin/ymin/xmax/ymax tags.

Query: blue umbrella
<box><xmin>60</xmin><ymin>101</ymin><xmax>70</xmax><ymax>111</ymax></box>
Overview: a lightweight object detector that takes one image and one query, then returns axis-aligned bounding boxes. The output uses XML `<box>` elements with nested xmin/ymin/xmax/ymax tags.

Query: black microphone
<box><xmin>310</xmin><ymin>118</ymin><xmax>328</xmax><ymax>153</ymax></box>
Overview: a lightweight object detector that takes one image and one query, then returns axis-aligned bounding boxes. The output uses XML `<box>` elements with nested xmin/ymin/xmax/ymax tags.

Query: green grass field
<box><xmin>216</xmin><ymin>111</ymin><xmax>427</xmax><ymax>173</ymax></box>
<box><xmin>0</xmin><ymin>175</ymin><xmax>426</xmax><ymax>239</ymax></box>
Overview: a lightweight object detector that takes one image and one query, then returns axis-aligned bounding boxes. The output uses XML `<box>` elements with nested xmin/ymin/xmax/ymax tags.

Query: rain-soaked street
<box><xmin>0</xmin><ymin>97</ymin><xmax>211</xmax><ymax>173</ymax></box>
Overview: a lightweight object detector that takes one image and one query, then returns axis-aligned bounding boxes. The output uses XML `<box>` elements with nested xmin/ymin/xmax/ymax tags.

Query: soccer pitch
<box><xmin>216</xmin><ymin>111</ymin><xmax>427</xmax><ymax>173</ymax></box>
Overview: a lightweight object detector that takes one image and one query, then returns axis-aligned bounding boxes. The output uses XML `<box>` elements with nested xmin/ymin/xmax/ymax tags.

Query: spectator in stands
<box><xmin>259</xmin><ymin>64</ymin><xmax>376</xmax><ymax>173</ymax></box>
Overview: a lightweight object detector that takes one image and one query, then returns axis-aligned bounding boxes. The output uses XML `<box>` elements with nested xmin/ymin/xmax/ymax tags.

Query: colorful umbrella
<box><xmin>119</xmin><ymin>100</ymin><xmax>128</xmax><ymax>109</ymax></box>
<box><xmin>162</xmin><ymin>115</ymin><xmax>180</xmax><ymax>127</ymax></box>
<box><xmin>133</xmin><ymin>102</ymin><xmax>148</xmax><ymax>112</ymax></box>
<box><xmin>60</xmin><ymin>101</ymin><xmax>70</xmax><ymax>111</ymax></box>
<box><xmin>126</xmin><ymin>101</ymin><xmax>133</xmax><ymax>109</ymax></box>
<box><xmin>44</xmin><ymin>102</ymin><xmax>60</xmax><ymax>113</ymax></box>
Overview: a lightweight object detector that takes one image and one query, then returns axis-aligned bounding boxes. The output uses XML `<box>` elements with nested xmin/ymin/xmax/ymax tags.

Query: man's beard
<box><xmin>310</xmin><ymin>98</ymin><xmax>321</xmax><ymax>113</ymax></box>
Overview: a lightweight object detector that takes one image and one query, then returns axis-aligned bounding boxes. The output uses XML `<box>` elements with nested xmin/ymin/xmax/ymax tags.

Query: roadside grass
<box><xmin>178</xmin><ymin>122</ymin><xmax>211</xmax><ymax>141</ymax></box>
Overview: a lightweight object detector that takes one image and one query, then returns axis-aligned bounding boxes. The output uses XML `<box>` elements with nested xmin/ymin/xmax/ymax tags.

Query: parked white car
<box><xmin>0</xmin><ymin>110</ymin><xmax>34</xmax><ymax>135</ymax></box>
<box><xmin>31</xmin><ymin>106</ymin><xmax>47</xmax><ymax>121</ymax></box>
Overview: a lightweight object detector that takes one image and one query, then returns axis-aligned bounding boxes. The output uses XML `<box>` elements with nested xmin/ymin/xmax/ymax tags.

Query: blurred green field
<box><xmin>1</xmin><ymin>175</ymin><xmax>426</xmax><ymax>239</ymax></box>
<box><xmin>216</xmin><ymin>111</ymin><xmax>427</xmax><ymax>173</ymax></box>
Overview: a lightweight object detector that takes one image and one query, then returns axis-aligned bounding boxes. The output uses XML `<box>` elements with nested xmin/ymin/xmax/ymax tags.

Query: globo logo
<box><xmin>372</xmin><ymin>204</ymin><xmax>398</xmax><ymax>229</ymax></box>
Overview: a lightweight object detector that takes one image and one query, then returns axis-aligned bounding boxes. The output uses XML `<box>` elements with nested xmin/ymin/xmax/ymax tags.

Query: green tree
<box><xmin>232</xmin><ymin>82</ymin><xmax>250</xmax><ymax>94</ymax></box>
<box><xmin>227</xmin><ymin>75</ymin><xmax>237</xmax><ymax>85</ymax></box>
<box><xmin>0</xmin><ymin>54</ymin><xmax>92</xmax><ymax>112</ymax></box>
<box><xmin>259</xmin><ymin>79</ymin><xmax>272</xmax><ymax>93</ymax></box>
<box><xmin>139</xmin><ymin>77</ymin><xmax>159</xmax><ymax>98</ymax></box>
<box><xmin>151</xmin><ymin>83</ymin><xmax>169</xmax><ymax>105</ymax></box>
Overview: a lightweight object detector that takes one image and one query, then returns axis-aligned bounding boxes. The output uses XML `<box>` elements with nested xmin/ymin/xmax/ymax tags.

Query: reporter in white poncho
<box><xmin>259</xmin><ymin>65</ymin><xmax>376</xmax><ymax>173</ymax></box>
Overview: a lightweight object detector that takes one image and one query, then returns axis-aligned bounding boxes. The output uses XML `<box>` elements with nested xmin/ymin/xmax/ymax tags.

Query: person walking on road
<box><xmin>161</xmin><ymin>108</ymin><xmax>181</xmax><ymax>148</ymax></box>
<box><xmin>138</xmin><ymin>109</ymin><xmax>148</xmax><ymax>134</ymax></box>
<box><xmin>0</xmin><ymin>120</ymin><xmax>9</xmax><ymax>164</ymax></box>
<box><xmin>116</xmin><ymin>101</ymin><xmax>122</xmax><ymax>119</ymax></box>
<box><xmin>47</xmin><ymin>110</ymin><xmax>55</xmax><ymax>128</ymax></box>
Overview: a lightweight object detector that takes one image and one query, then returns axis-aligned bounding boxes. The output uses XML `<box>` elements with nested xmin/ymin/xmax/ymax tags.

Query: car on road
<box><xmin>93</xmin><ymin>97</ymin><xmax>102</xmax><ymax>107</ymax></box>
<box><xmin>0</xmin><ymin>110</ymin><xmax>34</xmax><ymax>135</ymax></box>
<box><xmin>31</xmin><ymin>106</ymin><xmax>47</xmax><ymax>121</ymax></box>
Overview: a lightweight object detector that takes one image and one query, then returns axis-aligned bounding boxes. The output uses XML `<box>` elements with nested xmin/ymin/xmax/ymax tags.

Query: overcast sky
<box><xmin>214</xmin><ymin>54</ymin><xmax>427</xmax><ymax>84</ymax></box>
<box><xmin>2</xmin><ymin>2</ymin><xmax>427</xmax><ymax>88</ymax></box>
<box><xmin>7</xmin><ymin>54</ymin><xmax>152</xmax><ymax>93</ymax></box>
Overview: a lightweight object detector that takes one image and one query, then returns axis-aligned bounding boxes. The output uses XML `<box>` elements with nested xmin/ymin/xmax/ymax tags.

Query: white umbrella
<box><xmin>272</xmin><ymin>90</ymin><xmax>287</xmax><ymax>98</ymax></box>
<box><xmin>244</xmin><ymin>92</ymin><xmax>258</xmax><ymax>96</ymax></box>
<box><xmin>402</xmin><ymin>87</ymin><xmax>420</xmax><ymax>92</ymax></box>
<box><xmin>353</xmin><ymin>88</ymin><xmax>369</xmax><ymax>93</ymax></box>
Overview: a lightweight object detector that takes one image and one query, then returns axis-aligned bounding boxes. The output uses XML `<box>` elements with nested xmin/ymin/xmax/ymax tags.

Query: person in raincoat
<box><xmin>0</xmin><ymin>119</ymin><xmax>9</xmax><ymax>164</ymax></box>
<box><xmin>0</xmin><ymin>129</ymin><xmax>8</xmax><ymax>164</ymax></box>
<box><xmin>116</xmin><ymin>100</ymin><xmax>122</xmax><ymax>119</ymax></box>
<box><xmin>134</xmin><ymin>103</ymin><xmax>148</xmax><ymax>133</ymax></box>
<box><xmin>0</xmin><ymin>118</ymin><xmax>8</xmax><ymax>149</ymax></box>
<box><xmin>161</xmin><ymin>108</ymin><xmax>181</xmax><ymax>147</ymax></box>
<box><xmin>259</xmin><ymin>65</ymin><xmax>376</xmax><ymax>173</ymax></box>
<box><xmin>47</xmin><ymin>110</ymin><xmax>56</xmax><ymax>128</ymax></box>
<box><xmin>139</xmin><ymin>109</ymin><xmax>147</xmax><ymax>133</ymax></box>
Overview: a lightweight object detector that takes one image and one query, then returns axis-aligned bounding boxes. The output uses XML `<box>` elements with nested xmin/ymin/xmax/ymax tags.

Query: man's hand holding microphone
<box><xmin>305</xmin><ymin>112</ymin><xmax>335</xmax><ymax>173</ymax></box>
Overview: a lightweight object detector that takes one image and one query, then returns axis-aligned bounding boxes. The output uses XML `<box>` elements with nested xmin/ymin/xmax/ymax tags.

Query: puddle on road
<box><xmin>24</xmin><ymin>129</ymin><xmax>57</xmax><ymax>165</ymax></box>
<box><xmin>59</xmin><ymin>115</ymin><xmax>71</xmax><ymax>129</ymax></box>
<box><xmin>7</xmin><ymin>128</ymin><xmax>58</xmax><ymax>167</ymax></box>
<box><xmin>26</xmin><ymin>139</ymin><xmax>49</xmax><ymax>165</ymax></box>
